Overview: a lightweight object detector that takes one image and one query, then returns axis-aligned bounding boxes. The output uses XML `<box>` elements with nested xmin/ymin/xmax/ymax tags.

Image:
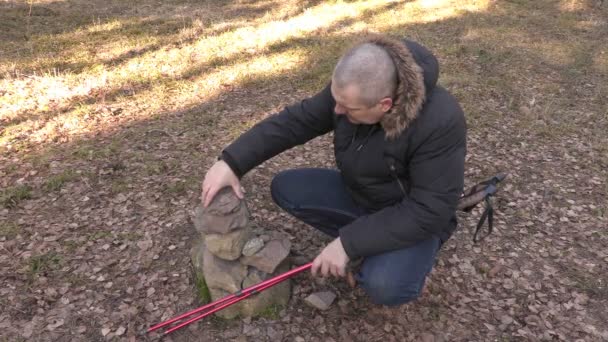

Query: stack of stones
<box><xmin>191</xmin><ymin>188</ymin><xmax>292</xmax><ymax>319</ymax></box>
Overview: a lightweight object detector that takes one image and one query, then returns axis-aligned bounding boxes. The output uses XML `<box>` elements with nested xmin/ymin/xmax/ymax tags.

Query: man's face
<box><xmin>330</xmin><ymin>82</ymin><xmax>389</xmax><ymax>125</ymax></box>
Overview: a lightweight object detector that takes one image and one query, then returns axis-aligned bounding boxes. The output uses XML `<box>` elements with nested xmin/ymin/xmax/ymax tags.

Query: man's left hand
<box><xmin>311</xmin><ymin>237</ymin><xmax>350</xmax><ymax>278</ymax></box>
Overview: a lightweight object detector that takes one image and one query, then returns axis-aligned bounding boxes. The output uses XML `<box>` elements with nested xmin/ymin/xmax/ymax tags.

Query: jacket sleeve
<box><xmin>339</xmin><ymin>109</ymin><xmax>466</xmax><ymax>259</ymax></box>
<box><xmin>221</xmin><ymin>84</ymin><xmax>335</xmax><ymax>177</ymax></box>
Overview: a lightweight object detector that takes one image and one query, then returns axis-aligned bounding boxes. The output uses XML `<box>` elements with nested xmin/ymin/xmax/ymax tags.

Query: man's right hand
<box><xmin>201</xmin><ymin>160</ymin><xmax>244</xmax><ymax>207</ymax></box>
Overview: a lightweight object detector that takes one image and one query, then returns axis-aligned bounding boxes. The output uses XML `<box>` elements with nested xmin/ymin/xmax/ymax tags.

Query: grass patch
<box><xmin>594</xmin><ymin>206</ymin><xmax>605</xmax><ymax>219</ymax></box>
<box><xmin>143</xmin><ymin>160</ymin><xmax>169</xmax><ymax>175</ymax></box>
<box><xmin>100</xmin><ymin>140</ymin><xmax>123</xmax><ymax>159</ymax></box>
<box><xmin>72</xmin><ymin>140</ymin><xmax>122</xmax><ymax>161</ymax></box>
<box><xmin>0</xmin><ymin>222</ymin><xmax>21</xmax><ymax>239</ymax></box>
<box><xmin>570</xmin><ymin>272</ymin><xmax>608</xmax><ymax>300</ymax></box>
<box><xmin>1</xmin><ymin>338</ymin><xmax>27</xmax><ymax>342</ymax></box>
<box><xmin>29</xmin><ymin>153</ymin><xmax>51</xmax><ymax>169</ymax></box>
<box><xmin>88</xmin><ymin>231</ymin><xmax>112</xmax><ymax>241</ymax></box>
<box><xmin>28</xmin><ymin>252</ymin><xmax>63</xmax><ymax>277</ymax></box>
<box><xmin>62</xmin><ymin>240</ymin><xmax>80</xmax><ymax>252</ymax></box>
<box><xmin>72</xmin><ymin>145</ymin><xmax>95</xmax><ymax>160</ymax></box>
<box><xmin>110</xmin><ymin>179</ymin><xmax>129</xmax><ymax>194</ymax></box>
<box><xmin>164</xmin><ymin>181</ymin><xmax>188</xmax><ymax>195</ymax></box>
<box><xmin>3</xmin><ymin>164</ymin><xmax>18</xmax><ymax>174</ymax></box>
<box><xmin>45</xmin><ymin>170</ymin><xmax>77</xmax><ymax>192</ymax></box>
<box><xmin>118</xmin><ymin>231</ymin><xmax>143</xmax><ymax>241</ymax></box>
<box><xmin>164</xmin><ymin>178</ymin><xmax>199</xmax><ymax>196</ymax></box>
<box><xmin>65</xmin><ymin>272</ymin><xmax>88</xmax><ymax>287</ymax></box>
<box><xmin>1</xmin><ymin>184</ymin><xmax>32</xmax><ymax>208</ymax></box>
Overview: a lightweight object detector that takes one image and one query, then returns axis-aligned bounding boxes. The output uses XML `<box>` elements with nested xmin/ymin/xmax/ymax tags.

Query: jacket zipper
<box><xmin>355</xmin><ymin>125</ymin><xmax>377</xmax><ymax>152</ymax></box>
<box><xmin>389</xmin><ymin>163</ymin><xmax>407</xmax><ymax>196</ymax></box>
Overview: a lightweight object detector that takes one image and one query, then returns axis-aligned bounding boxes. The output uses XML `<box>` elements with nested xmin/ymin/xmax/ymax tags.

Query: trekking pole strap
<box><xmin>473</xmin><ymin>196</ymin><xmax>494</xmax><ymax>243</ymax></box>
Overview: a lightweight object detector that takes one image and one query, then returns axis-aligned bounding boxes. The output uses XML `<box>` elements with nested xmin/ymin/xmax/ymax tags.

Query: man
<box><xmin>201</xmin><ymin>34</ymin><xmax>466</xmax><ymax>306</ymax></box>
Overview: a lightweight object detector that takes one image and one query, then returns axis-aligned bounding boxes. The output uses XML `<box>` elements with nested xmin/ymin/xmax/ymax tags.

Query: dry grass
<box><xmin>1</xmin><ymin>0</ymin><xmax>605</xmax><ymax>162</ymax></box>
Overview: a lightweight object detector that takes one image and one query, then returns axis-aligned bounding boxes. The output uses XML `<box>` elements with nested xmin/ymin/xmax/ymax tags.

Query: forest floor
<box><xmin>1</xmin><ymin>0</ymin><xmax>607</xmax><ymax>341</ymax></box>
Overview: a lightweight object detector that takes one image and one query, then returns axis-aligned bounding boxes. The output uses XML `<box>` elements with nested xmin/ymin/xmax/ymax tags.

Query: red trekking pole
<box><xmin>146</xmin><ymin>262</ymin><xmax>312</xmax><ymax>337</ymax></box>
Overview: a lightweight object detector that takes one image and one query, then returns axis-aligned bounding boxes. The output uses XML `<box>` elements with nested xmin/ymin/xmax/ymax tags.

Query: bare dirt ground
<box><xmin>1</xmin><ymin>0</ymin><xmax>607</xmax><ymax>341</ymax></box>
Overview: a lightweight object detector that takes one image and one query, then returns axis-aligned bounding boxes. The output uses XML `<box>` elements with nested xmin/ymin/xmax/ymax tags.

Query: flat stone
<box><xmin>304</xmin><ymin>291</ymin><xmax>336</xmax><ymax>311</ymax></box>
<box><xmin>240</xmin><ymin>238</ymin><xmax>291</xmax><ymax>274</ymax></box>
<box><xmin>205</xmin><ymin>227</ymin><xmax>250</xmax><ymax>260</ymax></box>
<box><xmin>242</xmin><ymin>237</ymin><xmax>264</xmax><ymax>257</ymax></box>
<box><xmin>202</xmin><ymin>248</ymin><xmax>247</xmax><ymax>293</ymax></box>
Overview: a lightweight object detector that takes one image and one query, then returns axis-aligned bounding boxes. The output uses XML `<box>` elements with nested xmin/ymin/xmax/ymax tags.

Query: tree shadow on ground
<box><xmin>4</xmin><ymin>0</ymin><xmax>606</xmax><ymax>209</ymax></box>
<box><xmin>0</xmin><ymin>0</ymin><xmax>328</xmax><ymax>76</ymax></box>
<box><xmin>0</xmin><ymin>0</ymin><xmax>404</xmax><ymax>130</ymax></box>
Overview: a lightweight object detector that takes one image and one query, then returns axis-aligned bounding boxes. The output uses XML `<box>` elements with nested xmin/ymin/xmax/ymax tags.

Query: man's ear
<box><xmin>379</xmin><ymin>97</ymin><xmax>393</xmax><ymax>112</ymax></box>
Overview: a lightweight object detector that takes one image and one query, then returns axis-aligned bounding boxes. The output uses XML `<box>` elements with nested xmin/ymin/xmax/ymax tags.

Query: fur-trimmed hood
<box><xmin>355</xmin><ymin>35</ymin><xmax>439</xmax><ymax>139</ymax></box>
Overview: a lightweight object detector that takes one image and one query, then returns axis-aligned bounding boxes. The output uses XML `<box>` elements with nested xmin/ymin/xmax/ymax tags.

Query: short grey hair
<box><xmin>332</xmin><ymin>43</ymin><xmax>397</xmax><ymax>107</ymax></box>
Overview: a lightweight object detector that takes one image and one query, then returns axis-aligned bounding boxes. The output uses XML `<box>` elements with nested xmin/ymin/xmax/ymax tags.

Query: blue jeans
<box><xmin>271</xmin><ymin>168</ymin><xmax>440</xmax><ymax>306</ymax></box>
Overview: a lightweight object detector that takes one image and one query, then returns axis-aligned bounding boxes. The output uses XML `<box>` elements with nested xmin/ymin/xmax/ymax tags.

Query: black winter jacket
<box><xmin>221</xmin><ymin>36</ymin><xmax>467</xmax><ymax>259</ymax></box>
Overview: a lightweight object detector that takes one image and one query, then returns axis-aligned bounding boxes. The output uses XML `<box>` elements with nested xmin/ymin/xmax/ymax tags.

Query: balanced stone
<box><xmin>190</xmin><ymin>189</ymin><xmax>292</xmax><ymax>319</ymax></box>
<box><xmin>202</xmin><ymin>247</ymin><xmax>247</xmax><ymax>293</ymax></box>
<box><xmin>205</xmin><ymin>228</ymin><xmax>250</xmax><ymax>260</ymax></box>
<box><xmin>242</xmin><ymin>237</ymin><xmax>265</xmax><ymax>257</ymax></box>
<box><xmin>241</xmin><ymin>238</ymin><xmax>291</xmax><ymax>274</ymax></box>
<box><xmin>193</xmin><ymin>188</ymin><xmax>249</xmax><ymax>235</ymax></box>
<box><xmin>206</xmin><ymin>187</ymin><xmax>242</xmax><ymax>215</ymax></box>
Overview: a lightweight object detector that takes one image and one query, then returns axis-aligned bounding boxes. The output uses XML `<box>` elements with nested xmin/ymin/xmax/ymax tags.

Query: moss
<box><xmin>194</xmin><ymin>270</ymin><xmax>211</xmax><ymax>304</ymax></box>
<box><xmin>258</xmin><ymin>303</ymin><xmax>283</xmax><ymax>320</ymax></box>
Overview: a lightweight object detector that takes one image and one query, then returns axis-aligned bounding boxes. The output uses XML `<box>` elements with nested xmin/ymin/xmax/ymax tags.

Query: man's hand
<box><xmin>201</xmin><ymin>160</ymin><xmax>244</xmax><ymax>207</ymax></box>
<box><xmin>311</xmin><ymin>237</ymin><xmax>350</xmax><ymax>278</ymax></box>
